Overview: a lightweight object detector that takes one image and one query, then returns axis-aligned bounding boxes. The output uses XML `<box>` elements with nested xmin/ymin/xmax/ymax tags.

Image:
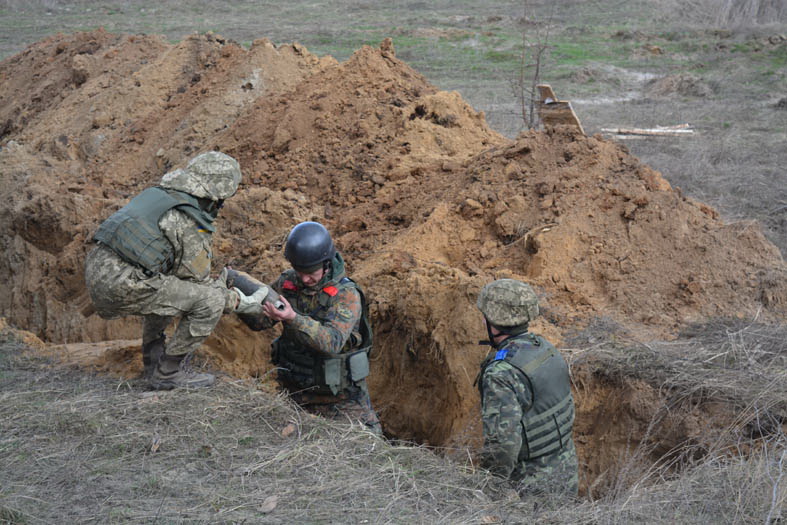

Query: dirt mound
<box><xmin>645</xmin><ymin>73</ymin><xmax>714</xmax><ymax>98</ymax></box>
<box><xmin>1</xmin><ymin>30</ymin><xmax>785</xmax><ymax>452</ymax></box>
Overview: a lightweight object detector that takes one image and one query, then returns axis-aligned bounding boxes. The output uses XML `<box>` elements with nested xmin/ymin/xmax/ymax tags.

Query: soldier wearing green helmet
<box><xmin>85</xmin><ymin>152</ymin><xmax>267</xmax><ymax>390</ymax></box>
<box><xmin>476</xmin><ymin>278</ymin><xmax>578</xmax><ymax>497</ymax></box>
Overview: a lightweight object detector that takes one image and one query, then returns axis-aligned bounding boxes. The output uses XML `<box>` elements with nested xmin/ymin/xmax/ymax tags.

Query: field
<box><xmin>1</xmin><ymin>0</ymin><xmax>785</xmax><ymax>253</ymax></box>
<box><xmin>0</xmin><ymin>0</ymin><xmax>785</xmax><ymax>523</ymax></box>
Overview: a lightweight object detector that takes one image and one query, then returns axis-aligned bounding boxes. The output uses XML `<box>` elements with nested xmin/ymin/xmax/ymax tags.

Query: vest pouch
<box><xmin>347</xmin><ymin>350</ymin><xmax>370</xmax><ymax>383</ymax></box>
<box><xmin>321</xmin><ymin>357</ymin><xmax>343</xmax><ymax>396</ymax></box>
<box><xmin>274</xmin><ymin>338</ymin><xmax>319</xmax><ymax>390</ymax></box>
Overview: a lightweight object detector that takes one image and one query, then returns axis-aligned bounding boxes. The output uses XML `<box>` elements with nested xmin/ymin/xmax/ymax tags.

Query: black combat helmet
<box><xmin>284</xmin><ymin>221</ymin><xmax>336</xmax><ymax>272</ymax></box>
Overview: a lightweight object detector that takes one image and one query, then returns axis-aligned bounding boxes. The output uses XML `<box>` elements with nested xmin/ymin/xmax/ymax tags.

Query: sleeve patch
<box><xmin>282</xmin><ymin>280</ymin><xmax>298</xmax><ymax>291</ymax></box>
<box><xmin>322</xmin><ymin>285</ymin><xmax>339</xmax><ymax>297</ymax></box>
<box><xmin>494</xmin><ymin>349</ymin><xmax>509</xmax><ymax>361</ymax></box>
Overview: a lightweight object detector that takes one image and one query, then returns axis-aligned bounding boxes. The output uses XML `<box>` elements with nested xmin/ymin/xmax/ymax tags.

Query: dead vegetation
<box><xmin>0</xmin><ymin>5</ymin><xmax>784</xmax><ymax>521</ymax></box>
<box><xmin>1</xmin><ymin>321</ymin><xmax>784</xmax><ymax>524</ymax></box>
<box><xmin>665</xmin><ymin>0</ymin><xmax>787</xmax><ymax>27</ymax></box>
<box><xmin>580</xmin><ymin>319</ymin><xmax>787</xmax><ymax>418</ymax></box>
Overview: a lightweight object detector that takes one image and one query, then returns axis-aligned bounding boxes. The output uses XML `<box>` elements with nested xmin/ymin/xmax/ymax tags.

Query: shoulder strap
<box><xmin>347</xmin><ymin>278</ymin><xmax>373</xmax><ymax>353</ymax></box>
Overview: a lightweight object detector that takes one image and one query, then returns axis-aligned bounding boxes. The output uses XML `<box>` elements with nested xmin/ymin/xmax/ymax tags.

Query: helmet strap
<box><xmin>479</xmin><ymin>320</ymin><xmax>529</xmax><ymax>349</ymax></box>
<box><xmin>479</xmin><ymin>317</ymin><xmax>501</xmax><ymax>349</ymax></box>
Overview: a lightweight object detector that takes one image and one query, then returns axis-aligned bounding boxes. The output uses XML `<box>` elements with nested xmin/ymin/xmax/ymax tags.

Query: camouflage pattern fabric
<box><xmin>276</xmin><ymin>275</ymin><xmax>361</xmax><ymax>355</ymax></box>
<box><xmin>255</xmin><ymin>254</ymin><xmax>381</xmax><ymax>433</ymax></box>
<box><xmin>479</xmin><ymin>358</ymin><xmax>579</xmax><ymax>497</ymax></box>
<box><xmin>477</xmin><ymin>279</ymin><xmax>539</xmax><ymax>327</ymax></box>
<box><xmin>257</xmin><ymin>255</ymin><xmax>362</xmax><ymax>355</ymax></box>
<box><xmin>159</xmin><ymin>151</ymin><xmax>241</xmax><ymax>201</ymax></box>
<box><xmin>85</xmin><ymin>206</ymin><xmax>235</xmax><ymax>356</ymax></box>
<box><xmin>143</xmin><ymin>314</ymin><xmax>172</xmax><ymax>346</ymax></box>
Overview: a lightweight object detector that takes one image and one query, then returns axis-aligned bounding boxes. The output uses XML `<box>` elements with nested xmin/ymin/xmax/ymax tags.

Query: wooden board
<box><xmin>536</xmin><ymin>83</ymin><xmax>585</xmax><ymax>135</ymax></box>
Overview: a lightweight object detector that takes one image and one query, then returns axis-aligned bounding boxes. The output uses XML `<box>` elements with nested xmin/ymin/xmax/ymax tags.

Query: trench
<box><xmin>43</xmin><ymin>315</ymin><xmax>771</xmax><ymax>499</ymax></box>
<box><xmin>366</xmin><ymin>314</ymin><xmax>758</xmax><ymax>497</ymax></box>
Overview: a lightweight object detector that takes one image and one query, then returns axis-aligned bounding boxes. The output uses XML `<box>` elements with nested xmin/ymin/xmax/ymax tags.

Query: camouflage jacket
<box><xmin>259</xmin><ymin>253</ymin><xmax>362</xmax><ymax>356</ymax></box>
<box><xmin>86</xmin><ymin>206</ymin><xmax>232</xmax><ymax>318</ymax></box>
<box><xmin>478</xmin><ymin>333</ymin><xmax>579</xmax><ymax>495</ymax></box>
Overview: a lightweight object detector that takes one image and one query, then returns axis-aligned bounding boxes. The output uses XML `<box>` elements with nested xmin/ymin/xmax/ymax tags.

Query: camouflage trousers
<box><xmin>512</xmin><ymin>438</ymin><xmax>579</xmax><ymax>498</ymax></box>
<box><xmin>85</xmin><ymin>245</ymin><xmax>225</xmax><ymax>356</ymax></box>
<box><xmin>283</xmin><ymin>379</ymin><xmax>382</xmax><ymax>435</ymax></box>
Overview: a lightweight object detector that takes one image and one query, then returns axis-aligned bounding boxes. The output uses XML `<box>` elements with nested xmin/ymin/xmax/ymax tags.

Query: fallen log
<box><xmin>601</xmin><ymin>124</ymin><xmax>695</xmax><ymax>137</ymax></box>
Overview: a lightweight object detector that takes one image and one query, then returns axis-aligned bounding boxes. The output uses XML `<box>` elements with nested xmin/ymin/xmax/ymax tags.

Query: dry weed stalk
<box><xmin>1</xmin><ymin>319</ymin><xmax>785</xmax><ymax>523</ymax></box>
<box><xmin>510</xmin><ymin>0</ymin><xmax>556</xmax><ymax>130</ymax></box>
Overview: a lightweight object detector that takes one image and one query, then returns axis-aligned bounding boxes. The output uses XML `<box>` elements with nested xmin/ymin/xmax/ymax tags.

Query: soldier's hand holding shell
<box><xmin>233</xmin><ymin>285</ymin><xmax>269</xmax><ymax>315</ymax></box>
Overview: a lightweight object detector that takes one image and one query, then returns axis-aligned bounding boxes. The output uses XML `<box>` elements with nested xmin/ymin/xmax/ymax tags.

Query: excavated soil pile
<box><xmin>1</xmin><ymin>31</ymin><xmax>785</xmax><ymax>488</ymax></box>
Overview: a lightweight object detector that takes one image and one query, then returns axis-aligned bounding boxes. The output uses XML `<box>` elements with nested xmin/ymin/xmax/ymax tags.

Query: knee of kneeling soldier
<box><xmin>193</xmin><ymin>286</ymin><xmax>226</xmax><ymax>321</ymax></box>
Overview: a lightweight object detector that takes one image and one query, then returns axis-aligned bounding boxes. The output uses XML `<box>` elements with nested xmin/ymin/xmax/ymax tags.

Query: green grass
<box><xmin>0</xmin><ymin>0</ymin><xmax>784</xmax><ymax>251</ymax></box>
<box><xmin>768</xmin><ymin>45</ymin><xmax>787</xmax><ymax>68</ymax></box>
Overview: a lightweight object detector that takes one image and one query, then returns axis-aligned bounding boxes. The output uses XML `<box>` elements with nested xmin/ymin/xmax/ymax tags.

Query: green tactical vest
<box><xmin>272</xmin><ymin>266</ymin><xmax>373</xmax><ymax>396</ymax></box>
<box><xmin>479</xmin><ymin>333</ymin><xmax>575</xmax><ymax>461</ymax></box>
<box><xmin>93</xmin><ymin>187</ymin><xmax>214</xmax><ymax>275</ymax></box>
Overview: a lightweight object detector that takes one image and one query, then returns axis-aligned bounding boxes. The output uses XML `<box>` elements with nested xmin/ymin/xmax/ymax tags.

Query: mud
<box><xmin>1</xmin><ymin>30</ymin><xmax>785</xmax><ymax>491</ymax></box>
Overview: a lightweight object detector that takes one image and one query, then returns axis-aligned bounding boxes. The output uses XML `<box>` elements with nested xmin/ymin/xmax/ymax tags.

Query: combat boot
<box><xmin>141</xmin><ymin>334</ymin><xmax>165</xmax><ymax>379</ymax></box>
<box><xmin>150</xmin><ymin>352</ymin><xmax>215</xmax><ymax>390</ymax></box>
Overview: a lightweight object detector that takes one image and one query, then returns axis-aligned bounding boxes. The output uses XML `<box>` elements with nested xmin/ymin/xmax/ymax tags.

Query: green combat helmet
<box><xmin>477</xmin><ymin>279</ymin><xmax>539</xmax><ymax>328</ymax></box>
<box><xmin>160</xmin><ymin>151</ymin><xmax>241</xmax><ymax>201</ymax></box>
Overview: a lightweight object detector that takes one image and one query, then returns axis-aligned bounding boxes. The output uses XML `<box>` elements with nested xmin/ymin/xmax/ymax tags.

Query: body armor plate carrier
<box><xmin>93</xmin><ymin>187</ymin><xmax>214</xmax><ymax>275</ymax></box>
<box><xmin>480</xmin><ymin>333</ymin><xmax>575</xmax><ymax>461</ymax></box>
<box><xmin>273</xmin><ymin>277</ymin><xmax>373</xmax><ymax>396</ymax></box>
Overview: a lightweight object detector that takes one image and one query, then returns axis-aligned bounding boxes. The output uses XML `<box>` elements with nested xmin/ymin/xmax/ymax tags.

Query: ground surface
<box><xmin>0</xmin><ymin>1</ymin><xmax>785</xmax><ymax>521</ymax></box>
<box><xmin>2</xmin><ymin>0</ymin><xmax>785</xmax><ymax>252</ymax></box>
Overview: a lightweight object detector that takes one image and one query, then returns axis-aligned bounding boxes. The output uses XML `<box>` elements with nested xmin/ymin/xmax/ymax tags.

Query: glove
<box><xmin>215</xmin><ymin>267</ymin><xmax>229</xmax><ymax>288</ymax></box>
<box><xmin>233</xmin><ymin>285</ymin><xmax>270</xmax><ymax>315</ymax></box>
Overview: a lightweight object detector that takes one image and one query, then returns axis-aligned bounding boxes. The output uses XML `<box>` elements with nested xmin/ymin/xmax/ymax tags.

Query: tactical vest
<box><xmin>479</xmin><ymin>333</ymin><xmax>574</xmax><ymax>461</ymax></box>
<box><xmin>93</xmin><ymin>187</ymin><xmax>214</xmax><ymax>275</ymax></box>
<box><xmin>272</xmin><ymin>275</ymin><xmax>373</xmax><ymax>396</ymax></box>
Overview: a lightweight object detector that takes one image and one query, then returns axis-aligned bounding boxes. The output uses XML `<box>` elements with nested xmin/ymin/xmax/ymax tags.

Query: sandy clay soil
<box><xmin>1</xmin><ymin>30</ymin><xmax>785</xmax><ymax>494</ymax></box>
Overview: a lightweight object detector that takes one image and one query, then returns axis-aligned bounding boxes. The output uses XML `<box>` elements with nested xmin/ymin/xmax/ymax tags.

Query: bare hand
<box><xmin>262</xmin><ymin>294</ymin><xmax>296</xmax><ymax>322</ymax></box>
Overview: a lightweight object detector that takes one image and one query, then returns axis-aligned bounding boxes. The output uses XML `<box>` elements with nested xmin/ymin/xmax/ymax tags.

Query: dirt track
<box><xmin>1</xmin><ymin>30</ymin><xmax>785</xmax><ymax>464</ymax></box>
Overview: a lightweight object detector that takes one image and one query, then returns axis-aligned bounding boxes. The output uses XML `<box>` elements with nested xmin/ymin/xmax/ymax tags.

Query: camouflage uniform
<box><xmin>476</xmin><ymin>279</ymin><xmax>578</xmax><ymax>497</ymax></box>
<box><xmin>478</xmin><ymin>336</ymin><xmax>579</xmax><ymax>497</ymax></box>
<box><xmin>84</xmin><ymin>152</ymin><xmax>241</xmax><ymax>373</ymax></box>
<box><xmin>253</xmin><ymin>253</ymin><xmax>381</xmax><ymax>433</ymax></box>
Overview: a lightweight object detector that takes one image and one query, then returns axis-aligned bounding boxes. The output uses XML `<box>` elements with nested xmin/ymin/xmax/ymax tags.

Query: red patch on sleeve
<box><xmin>282</xmin><ymin>280</ymin><xmax>298</xmax><ymax>291</ymax></box>
<box><xmin>322</xmin><ymin>285</ymin><xmax>339</xmax><ymax>297</ymax></box>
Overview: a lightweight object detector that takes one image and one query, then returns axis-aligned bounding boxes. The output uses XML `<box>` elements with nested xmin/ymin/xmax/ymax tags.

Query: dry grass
<box><xmin>559</xmin><ymin>436</ymin><xmax>786</xmax><ymax>524</ymax></box>
<box><xmin>563</xmin><ymin>318</ymin><xmax>787</xmax><ymax>523</ymax></box>
<box><xmin>0</xmin><ymin>340</ymin><xmax>508</xmax><ymax>523</ymax></box>
<box><xmin>657</xmin><ymin>0</ymin><xmax>787</xmax><ymax>27</ymax></box>
<box><xmin>2</xmin><ymin>320</ymin><xmax>785</xmax><ymax>523</ymax></box>
<box><xmin>577</xmin><ymin>319</ymin><xmax>787</xmax><ymax>419</ymax></box>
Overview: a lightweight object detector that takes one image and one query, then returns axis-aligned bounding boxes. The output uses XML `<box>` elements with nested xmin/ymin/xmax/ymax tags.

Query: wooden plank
<box><xmin>535</xmin><ymin>83</ymin><xmax>585</xmax><ymax>135</ymax></box>
<box><xmin>601</xmin><ymin>127</ymin><xmax>695</xmax><ymax>137</ymax></box>
<box><xmin>537</xmin><ymin>84</ymin><xmax>557</xmax><ymax>103</ymax></box>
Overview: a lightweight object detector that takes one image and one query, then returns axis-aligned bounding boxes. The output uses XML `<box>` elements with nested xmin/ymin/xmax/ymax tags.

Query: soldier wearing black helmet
<box><xmin>243</xmin><ymin>221</ymin><xmax>381</xmax><ymax>434</ymax></box>
<box><xmin>475</xmin><ymin>279</ymin><xmax>578</xmax><ymax>496</ymax></box>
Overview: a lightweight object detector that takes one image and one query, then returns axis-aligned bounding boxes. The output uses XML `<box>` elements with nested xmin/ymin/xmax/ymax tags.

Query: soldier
<box><xmin>85</xmin><ymin>152</ymin><xmax>266</xmax><ymax>390</ymax></box>
<box><xmin>475</xmin><ymin>279</ymin><xmax>578</xmax><ymax>497</ymax></box>
<box><xmin>242</xmin><ymin>221</ymin><xmax>381</xmax><ymax>434</ymax></box>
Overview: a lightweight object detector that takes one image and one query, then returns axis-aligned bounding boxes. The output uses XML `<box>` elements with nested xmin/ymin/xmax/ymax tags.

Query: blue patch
<box><xmin>494</xmin><ymin>349</ymin><xmax>509</xmax><ymax>361</ymax></box>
